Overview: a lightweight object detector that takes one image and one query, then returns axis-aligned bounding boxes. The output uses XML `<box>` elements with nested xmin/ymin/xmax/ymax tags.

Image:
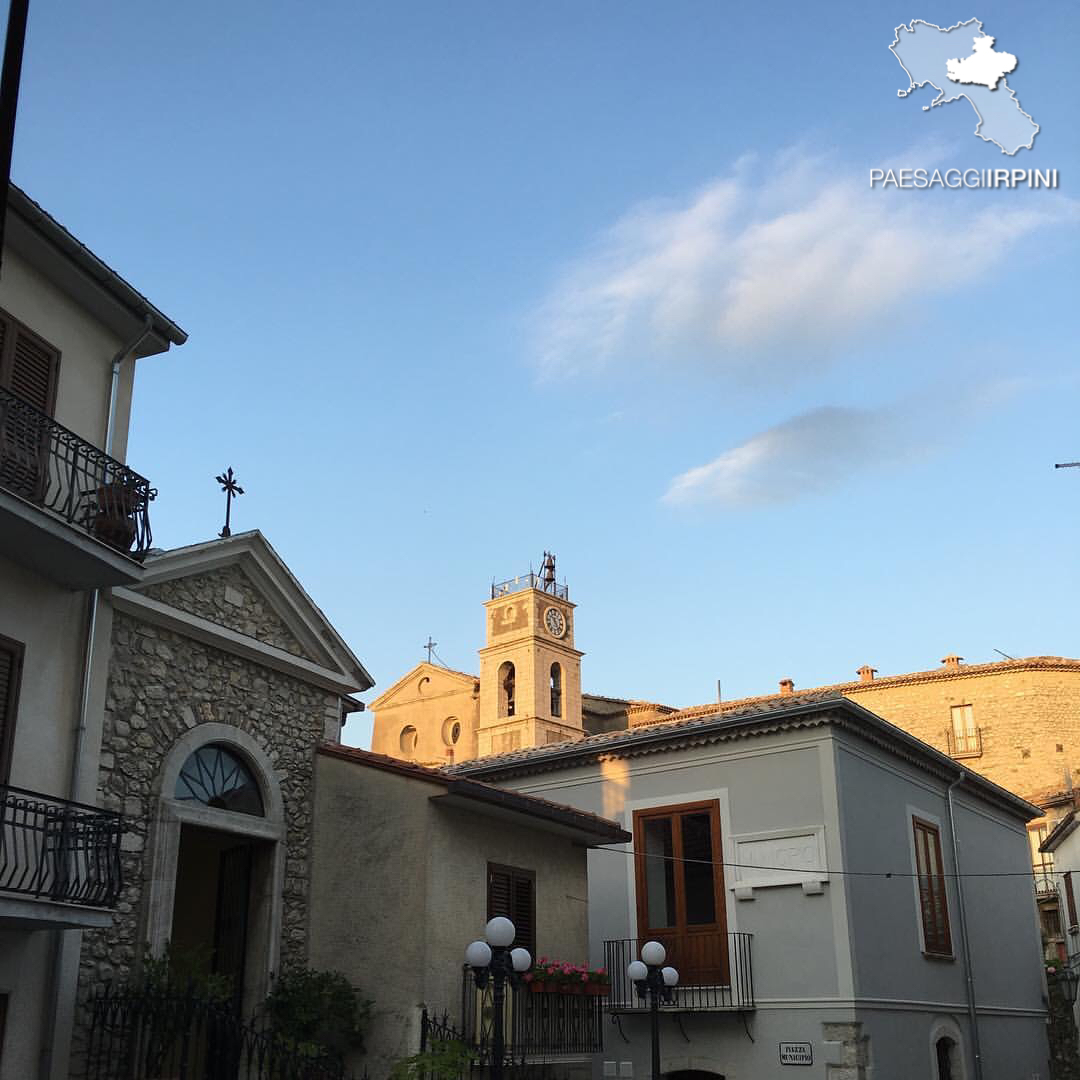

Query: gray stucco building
<box><xmin>453</xmin><ymin>692</ymin><xmax>1048</xmax><ymax>1079</ymax></box>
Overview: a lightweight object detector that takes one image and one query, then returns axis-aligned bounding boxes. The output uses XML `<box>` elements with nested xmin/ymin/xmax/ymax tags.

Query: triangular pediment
<box><xmin>129</xmin><ymin>530</ymin><xmax>373</xmax><ymax>692</ymax></box>
<box><xmin>371</xmin><ymin>662</ymin><xmax>477</xmax><ymax>710</ymax></box>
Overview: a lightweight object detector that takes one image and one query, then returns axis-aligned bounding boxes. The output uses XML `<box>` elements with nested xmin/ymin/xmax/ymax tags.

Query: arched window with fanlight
<box><xmin>550</xmin><ymin>663</ymin><xmax>562</xmax><ymax>718</ymax></box>
<box><xmin>174</xmin><ymin>744</ymin><xmax>264</xmax><ymax>817</ymax></box>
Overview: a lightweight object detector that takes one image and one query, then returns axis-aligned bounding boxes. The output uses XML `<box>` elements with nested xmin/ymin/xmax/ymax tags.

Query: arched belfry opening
<box><xmin>498</xmin><ymin>661</ymin><xmax>516</xmax><ymax>717</ymax></box>
<box><xmin>550</xmin><ymin>662</ymin><xmax>562</xmax><ymax>718</ymax></box>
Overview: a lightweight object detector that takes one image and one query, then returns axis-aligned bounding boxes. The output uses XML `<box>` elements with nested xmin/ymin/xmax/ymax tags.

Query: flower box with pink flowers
<box><xmin>524</xmin><ymin>958</ymin><xmax>611</xmax><ymax>996</ymax></box>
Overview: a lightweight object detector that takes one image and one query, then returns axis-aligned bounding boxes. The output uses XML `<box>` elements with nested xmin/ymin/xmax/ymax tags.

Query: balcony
<box><xmin>946</xmin><ymin>728</ymin><xmax>983</xmax><ymax>758</ymax></box>
<box><xmin>491</xmin><ymin>572</ymin><xmax>569</xmax><ymax>601</ymax></box>
<box><xmin>604</xmin><ymin>934</ymin><xmax>755</xmax><ymax>1012</ymax></box>
<box><xmin>0</xmin><ymin>784</ymin><xmax>123</xmax><ymax>929</ymax></box>
<box><xmin>0</xmin><ymin>386</ymin><xmax>155</xmax><ymax>588</ymax></box>
<box><xmin>461</xmin><ymin>971</ymin><xmax>604</xmax><ymax>1058</ymax></box>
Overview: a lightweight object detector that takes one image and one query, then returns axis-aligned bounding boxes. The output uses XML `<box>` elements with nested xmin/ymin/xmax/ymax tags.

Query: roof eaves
<box><xmin>8</xmin><ymin>184</ymin><xmax>187</xmax><ymax>346</ymax></box>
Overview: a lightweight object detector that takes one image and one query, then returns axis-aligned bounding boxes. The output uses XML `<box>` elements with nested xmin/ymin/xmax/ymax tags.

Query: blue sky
<box><xmin>10</xmin><ymin>2</ymin><xmax>1079</xmax><ymax>746</ymax></box>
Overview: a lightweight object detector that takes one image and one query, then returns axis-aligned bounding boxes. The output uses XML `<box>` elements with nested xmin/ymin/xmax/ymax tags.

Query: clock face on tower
<box><xmin>544</xmin><ymin>606</ymin><xmax>567</xmax><ymax>638</ymax></box>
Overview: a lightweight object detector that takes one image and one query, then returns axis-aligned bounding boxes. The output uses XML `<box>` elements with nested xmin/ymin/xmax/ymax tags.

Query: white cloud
<box><xmin>533</xmin><ymin>155</ymin><xmax>1075</xmax><ymax>380</ymax></box>
<box><xmin>663</xmin><ymin>406</ymin><xmax>895</xmax><ymax>507</ymax></box>
<box><xmin>662</xmin><ymin>379</ymin><xmax>1023</xmax><ymax>508</ymax></box>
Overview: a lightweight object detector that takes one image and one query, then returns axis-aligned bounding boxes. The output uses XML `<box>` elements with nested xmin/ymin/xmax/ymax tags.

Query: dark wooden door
<box><xmin>213</xmin><ymin>844</ymin><xmax>253</xmax><ymax>1005</ymax></box>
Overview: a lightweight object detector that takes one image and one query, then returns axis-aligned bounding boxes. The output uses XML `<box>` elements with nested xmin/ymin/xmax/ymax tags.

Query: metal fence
<box><xmin>603</xmin><ymin>933</ymin><xmax>754</xmax><ymax>1011</ymax></box>
<box><xmin>421</xmin><ymin>1007</ymin><xmax>590</xmax><ymax>1080</ymax></box>
<box><xmin>490</xmin><ymin>575</ymin><xmax>568</xmax><ymax>601</ymax></box>
<box><xmin>0</xmin><ymin>386</ymin><xmax>155</xmax><ymax>558</ymax></box>
<box><xmin>0</xmin><ymin>784</ymin><xmax>123</xmax><ymax>906</ymax></box>
<box><xmin>84</xmin><ymin>982</ymin><xmax>348</xmax><ymax>1080</ymax></box>
<box><xmin>459</xmin><ymin>976</ymin><xmax>603</xmax><ymax>1059</ymax></box>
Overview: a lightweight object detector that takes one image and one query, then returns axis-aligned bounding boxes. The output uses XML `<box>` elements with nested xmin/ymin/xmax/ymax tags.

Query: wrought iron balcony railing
<box><xmin>604</xmin><ymin>933</ymin><xmax>755</xmax><ymax>1011</ymax></box>
<box><xmin>1035</xmin><ymin>864</ymin><xmax>1059</xmax><ymax>900</ymax></box>
<box><xmin>0</xmin><ymin>386</ymin><xmax>155</xmax><ymax>559</ymax></box>
<box><xmin>461</xmin><ymin>970</ymin><xmax>604</xmax><ymax>1057</ymax></box>
<box><xmin>946</xmin><ymin>728</ymin><xmax>983</xmax><ymax>758</ymax></box>
<box><xmin>0</xmin><ymin>785</ymin><xmax>123</xmax><ymax>907</ymax></box>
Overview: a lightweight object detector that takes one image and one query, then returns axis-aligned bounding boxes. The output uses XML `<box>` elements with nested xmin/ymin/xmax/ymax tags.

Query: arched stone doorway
<box><xmin>146</xmin><ymin>723</ymin><xmax>286</xmax><ymax>1014</ymax></box>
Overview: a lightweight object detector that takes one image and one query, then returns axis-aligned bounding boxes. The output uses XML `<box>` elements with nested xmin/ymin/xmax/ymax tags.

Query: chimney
<box><xmin>857</xmin><ymin>664</ymin><xmax>877</xmax><ymax>683</ymax></box>
<box><xmin>779</xmin><ymin>678</ymin><xmax>795</xmax><ymax>696</ymax></box>
<box><xmin>941</xmin><ymin>654</ymin><xmax>963</xmax><ymax>672</ymax></box>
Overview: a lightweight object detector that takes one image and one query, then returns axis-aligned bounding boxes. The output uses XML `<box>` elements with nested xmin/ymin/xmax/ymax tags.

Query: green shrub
<box><xmin>264</xmin><ymin>967</ymin><xmax>372</xmax><ymax>1062</ymax></box>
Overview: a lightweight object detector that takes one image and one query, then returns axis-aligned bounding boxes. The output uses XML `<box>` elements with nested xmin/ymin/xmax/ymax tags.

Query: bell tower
<box><xmin>477</xmin><ymin>553</ymin><xmax>584</xmax><ymax>757</ymax></box>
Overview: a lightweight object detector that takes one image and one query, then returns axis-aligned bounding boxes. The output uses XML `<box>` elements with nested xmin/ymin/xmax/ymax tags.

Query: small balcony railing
<box><xmin>0</xmin><ymin>386</ymin><xmax>155</xmax><ymax>559</ymax></box>
<box><xmin>0</xmin><ymin>785</ymin><xmax>123</xmax><ymax>907</ymax></box>
<box><xmin>460</xmin><ymin>970</ymin><xmax>604</xmax><ymax>1057</ymax></box>
<box><xmin>604</xmin><ymin>934</ymin><xmax>754</xmax><ymax>1011</ymax></box>
<box><xmin>946</xmin><ymin>728</ymin><xmax>983</xmax><ymax>758</ymax></box>
<box><xmin>491</xmin><ymin>573</ymin><xmax>569</xmax><ymax>601</ymax></box>
<box><xmin>1035</xmin><ymin>864</ymin><xmax>1059</xmax><ymax>900</ymax></box>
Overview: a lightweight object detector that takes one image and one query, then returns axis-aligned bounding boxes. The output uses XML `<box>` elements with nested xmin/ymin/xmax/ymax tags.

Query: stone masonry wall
<box><xmin>846</xmin><ymin>667</ymin><xmax>1080</xmax><ymax>804</ymax></box>
<box><xmin>142</xmin><ymin>564</ymin><xmax>317</xmax><ymax>662</ymax></box>
<box><xmin>71</xmin><ymin>606</ymin><xmax>340</xmax><ymax>1069</ymax></box>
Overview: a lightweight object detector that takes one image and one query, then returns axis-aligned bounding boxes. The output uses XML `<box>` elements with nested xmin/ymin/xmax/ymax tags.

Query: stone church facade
<box><xmin>71</xmin><ymin>530</ymin><xmax>372</xmax><ymax>1065</ymax></box>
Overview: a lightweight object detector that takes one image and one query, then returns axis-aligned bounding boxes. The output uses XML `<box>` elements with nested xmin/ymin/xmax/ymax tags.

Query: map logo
<box><xmin>890</xmin><ymin>18</ymin><xmax>1038</xmax><ymax>156</ymax></box>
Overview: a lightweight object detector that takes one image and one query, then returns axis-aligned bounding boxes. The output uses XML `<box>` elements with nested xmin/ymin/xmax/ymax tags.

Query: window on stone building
<box><xmin>935</xmin><ymin>1035</ymin><xmax>956</xmax><ymax>1079</ymax></box>
<box><xmin>550</xmin><ymin>663</ymin><xmax>562</xmax><ymax>718</ymax></box>
<box><xmin>633</xmin><ymin>800</ymin><xmax>728</xmax><ymax>984</ymax></box>
<box><xmin>913</xmin><ymin>817</ymin><xmax>952</xmax><ymax>957</ymax></box>
<box><xmin>399</xmin><ymin>725</ymin><xmax>419</xmax><ymax>758</ymax></box>
<box><xmin>948</xmin><ymin>704</ymin><xmax>980</xmax><ymax>757</ymax></box>
<box><xmin>498</xmin><ymin>662</ymin><xmax>515</xmax><ymax>718</ymax></box>
<box><xmin>0</xmin><ymin>636</ymin><xmax>24</xmax><ymax>785</ymax></box>
<box><xmin>487</xmin><ymin>862</ymin><xmax>535</xmax><ymax>958</ymax></box>
<box><xmin>174</xmin><ymin>744</ymin><xmax>264</xmax><ymax>816</ymax></box>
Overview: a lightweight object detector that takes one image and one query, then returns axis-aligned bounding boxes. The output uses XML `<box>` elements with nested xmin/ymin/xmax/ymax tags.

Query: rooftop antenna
<box><xmin>1055</xmin><ymin>462</ymin><xmax>1080</xmax><ymax>470</ymax></box>
<box><xmin>424</xmin><ymin>636</ymin><xmax>437</xmax><ymax>664</ymax></box>
<box><xmin>993</xmin><ymin>648</ymin><xmax>1016</xmax><ymax>661</ymax></box>
<box><xmin>215</xmin><ymin>467</ymin><xmax>244</xmax><ymax>538</ymax></box>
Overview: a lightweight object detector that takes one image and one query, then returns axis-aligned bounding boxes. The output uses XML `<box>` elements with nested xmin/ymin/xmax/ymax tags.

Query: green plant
<box><xmin>390</xmin><ymin>1038</ymin><xmax>472</xmax><ymax>1080</ymax></box>
<box><xmin>140</xmin><ymin>942</ymin><xmax>234</xmax><ymax>1003</ymax></box>
<box><xmin>264</xmin><ymin>967</ymin><xmax>372</xmax><ymax>1063</ymax></box>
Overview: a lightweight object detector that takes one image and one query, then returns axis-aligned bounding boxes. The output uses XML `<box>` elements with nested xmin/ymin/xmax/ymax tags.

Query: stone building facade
<box><xmin>71</xmin><ymin>530</ymin><xmax>372</xmax><ymax>1066</ymax></box>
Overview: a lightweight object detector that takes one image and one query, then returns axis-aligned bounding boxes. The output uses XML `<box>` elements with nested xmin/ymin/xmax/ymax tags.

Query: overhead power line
<box><xmin>592</xmin><ymin>843</ymin><xmax>1063</xmax><ymax>881</ymax></box>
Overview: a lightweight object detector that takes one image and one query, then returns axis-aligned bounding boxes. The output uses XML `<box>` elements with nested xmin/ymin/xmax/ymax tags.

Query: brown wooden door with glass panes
<box><xmin>633</xmin><ymin>800</ymin><xmax>728</xmax><ymax>985</ymax></box>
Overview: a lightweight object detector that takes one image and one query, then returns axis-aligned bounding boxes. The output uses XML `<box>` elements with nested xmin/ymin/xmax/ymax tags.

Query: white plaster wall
<box><xmin>0</xmin><ymin>248</ymin><xmax>135</xmax><ymax>458</ymax></box>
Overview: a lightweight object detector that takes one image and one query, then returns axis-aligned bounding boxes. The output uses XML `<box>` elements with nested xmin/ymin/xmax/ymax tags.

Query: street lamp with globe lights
<box><xmin>627</xmin><ymin>941</ymin><xmax>679</xmax><ymax>1080</ymax></box>
<box><xmin>464</xmin><ymin>917</ymin><xmax>531</xmax><ymax>1080</ymax></box>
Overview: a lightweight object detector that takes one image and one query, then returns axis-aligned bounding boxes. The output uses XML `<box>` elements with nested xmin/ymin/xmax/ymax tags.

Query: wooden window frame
<box><xmin>1065</xmin><ymin>872</ymin><xmax>1078</xmax><ymax>932</ymax></box>
<box><xmin>486</xmin><ymin>862</ymin><xmax>536</xmax><ymax>959</ymax></box>
<box><xmin>632</xmin><ymin>799</ymin><xmax>728</xmax><ymax>984</ymax></box>
<box><xmin>0</xmin><ymin>305</ymin><xmax>61</xmax><ymax>417</ymax></box>
<box><xmin>0</xmin><ymin>634</ymin><xmax>24</xmax><ymax>786</ymax></box>
<box><xmin>913</xmin><ymin>816</ymin><xmax>953</xmax><ymax>959</ymax></box>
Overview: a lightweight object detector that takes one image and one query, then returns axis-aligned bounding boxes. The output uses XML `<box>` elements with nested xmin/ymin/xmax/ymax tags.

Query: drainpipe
<box><xmin>947</xmin><ymin>769</ymin><xmax>983</xmax><ymax>1080</ymax></box>
<box><xmin>38</xmin><ymin>316</ymin><xmax>155</xmax><ymax>1080</ymax></box>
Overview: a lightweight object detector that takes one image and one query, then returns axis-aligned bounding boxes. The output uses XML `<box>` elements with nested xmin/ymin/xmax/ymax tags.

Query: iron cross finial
<box><xmin>215</xmin><ymin>466</ymin><xmax>244</xmax><ymax>538</ymax></box>
<box><xmin>424</xmin><ymin>636</ymin><xmax>437</xmax><ymax>663</ymax></box>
